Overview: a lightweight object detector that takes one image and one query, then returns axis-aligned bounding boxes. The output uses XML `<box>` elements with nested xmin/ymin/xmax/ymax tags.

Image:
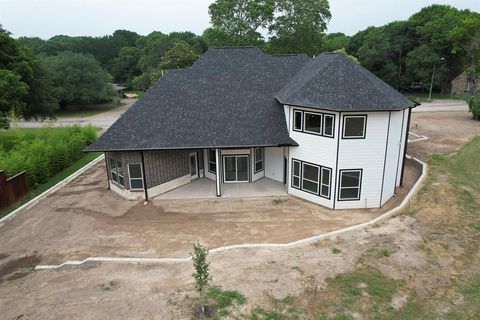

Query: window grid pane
<box><xmin>324</xmin><ymin>115</ymin><xmax>334</xmax><ymax>136</ymax></box>
<box><xmin>304</xmin><ymin>113</ymin><xmax>322</xmax><ymax>134</ymax></box>
<box><xmin>344</xmin><ymin>116</ymin><xmax>365</xmax><ymax>137</ymax></box>
<box><xmin>294</xmin><ymin>111</ymin><xmax>302</xmax><ymax>130</ymax></box>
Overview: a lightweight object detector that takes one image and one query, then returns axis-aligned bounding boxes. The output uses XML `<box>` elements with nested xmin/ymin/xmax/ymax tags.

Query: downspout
<box><xmin>215</xmin><ymin>148</ymin><xmax>221</xmax><ymax>197</ymax></box>
<box><xmin>104</xmin><ymin>153</ymin><xmax>110</xmax><ymax>190</ymax></box>
<box><xmin>400</xmin><ymin>107</ymin><xmax>412</xmax><ymax>186</ymax></box>
<box><xmin>141</xmin><ymin>151</ymin><xmax>149</xmax><ymax>201</ymax></box>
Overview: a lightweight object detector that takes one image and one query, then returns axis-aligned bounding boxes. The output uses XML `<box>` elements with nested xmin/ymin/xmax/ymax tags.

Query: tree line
<box><xmin>1</xmin><ymin>1</ymin><xmax>479</xmax><ymax>128</ymax></box>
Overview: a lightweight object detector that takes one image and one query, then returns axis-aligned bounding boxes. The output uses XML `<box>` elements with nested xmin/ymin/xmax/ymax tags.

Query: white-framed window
<box><xmin>254</xmin><ymin>147</ymin><xmax>264</xmax><ymax>173</ymax></box>
<box><xmin>109</xmin><ymin>158</ymin><xmax>124</xmax><ymax>187</ymax></box>
<box><xmin>128</xmin><ymin>163</ymin><xmax>144</xmax><ymax>190</ymax></box>
<box><xmin>338</xmin><ymin>169</ymin><xmax>362</xmax><ymax>201</ymax></box>
<box><xmin>208</xmin><ymin>149</ymin><xmax>216</xmax><ymax>174</ymax></box>
<box><xmin>320</xmin><ymin>167</ymin><xmax>331</xmax><ymax>198</ymax></box>
<box><xmin>304</xmin><ymin>112</ymin><xmax>322</xmax><ymax>135</ymax></box>
<box><xmin>301</xmin><ymin>163</ymin><xmax>320</xmax><ymax>194</ymax></box>
<box><xmin>292</xmin><ymin>160</ymin><xmax>301</xmax><ymax>188</ymax></box>
<box><xmin>343</xmin><ymin>115</ymin><xmax>367</xmax><ymax>139</ymax></box>
<box><xmin>293</xmin><ymin>110</ymin><xmax>303</xmax><ymax>131</ymax></box>
<box><xmin>323</xmin><ymin>114</ymin><xmax>335</xmax><ymax>137</ymax></box>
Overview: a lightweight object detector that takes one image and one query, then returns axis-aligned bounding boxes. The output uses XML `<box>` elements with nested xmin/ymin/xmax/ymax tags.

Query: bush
<box><xmin>0</xmin><ymin>126</ymin><xmax>98</xmax><ymax>187</ymax></box>
<box><xmin>468</xmin><ymin>94</ymin><xmax>480</xmax><ymax>120</ymax></box>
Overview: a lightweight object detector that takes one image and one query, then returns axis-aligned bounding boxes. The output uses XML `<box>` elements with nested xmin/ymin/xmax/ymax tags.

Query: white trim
<box><xmin>223</xmin><ymin>155</ymin><xmax>249</xmax><ymax>183</ymax></box>
<box><xmin>303</xmin><ymin>111</ymin><xmax>323</xmax><ymax>135</ymax></box>
<box><xmin>338</xmin><ymin>169</ymin><xmax>362</xmax><ymax>201</ymax></box>
<box><xmin>301</xmin><ymin>162</ymin><xmax>320</xmax><ymax>194</ymax></box>
<box><xmin>293</xmin><ymin>109</ymin><xmax>303</xmax><ymax>131</ymax></box>
<box><xmin>320</xmin><ymin>167</ymin><xmax>331</xmax><ymax>198</ymax></box>
<box><xmin>254</xmin><ymin>147</ymin><xmax>264</xmax><ymax>173</ymax></box>
<box><xmin>0</xmin><ymin>154</ymin><xmax>104</xmax><ymax>226</ymax></box>
<box><xmin>323</xmin><ymin>114</ymin><xmax>335</xmax><ymax>137</ymax></box>
<box><xmin>34</xmin><ymin>155</ymin><xmax>428</xmax><ymax>270</ymax></box>
<box><xmin>215</xmin><ymin>148</ymin><xmax>221</xmax><ymax>196</ymax></box>
<box><xmin>343</xmin><ymin>115</ymin><xmax>366</xmax><ymax>138</ymax></box>
<box><xmin>127</xmin><ymin>163</ymin><xmax>144</xmax><ymax>191</ymax></box>
<box><xmin>292</xmin><ymin>159</ymin><xmax>301</xmax><ymax>188</ymax></box>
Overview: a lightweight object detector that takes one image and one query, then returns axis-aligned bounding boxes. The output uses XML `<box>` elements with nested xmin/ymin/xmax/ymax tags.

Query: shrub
<box><xmin>0</xmin><ymin>126</ymin><xmax>98</xmax><ymax>187</ymax></box>
<box><xmin>468</xmin><ymin>94</ymin><xmax>480</xmax><ymax>120</ymax></box>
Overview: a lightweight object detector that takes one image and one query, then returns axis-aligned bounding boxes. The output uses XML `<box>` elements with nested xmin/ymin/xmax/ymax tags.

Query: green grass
<box><xmin>407</xmin><ymin>93</ymin><xmax>467</xmax><ymax>103</ymax></box>
<box><xmin>54</xmin><ymin>101</ymin><xmax>124</xmax><ymax>117</ymax></box>
<box><xmin>331</xmin><ymin>247</ymin><xmax>341</xmax><ymax>254</ymax></box>
<box><xmin>0</xmin><ymin>128</ymin><xmax>48</xmax><ymax>152</ymax></box>
<box><xmin>0</xmin><ymin>152</ymin><xmax>101</xmax><ymax>219</ymax></box>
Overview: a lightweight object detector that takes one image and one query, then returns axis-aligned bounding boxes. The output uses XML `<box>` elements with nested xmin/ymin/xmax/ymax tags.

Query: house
<box><xmin>88</xmin><ymin>47</ymin><xmax>417</xmax><ymax>209</ymax></box>
<box><xmin>110</xmin><ymin>83</ymin><xmax>127</xmax><ymax>98</ymax></box>
<box><xmin>451</xmin><ymin>71</ymin><xmax>478</xmax><ymax>95</ymax></box>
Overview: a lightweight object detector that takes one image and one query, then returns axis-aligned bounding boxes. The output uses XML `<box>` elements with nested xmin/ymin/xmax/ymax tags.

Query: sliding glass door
<box><xmin>223</xmin><ymin>155</ymin><xmax>249</xmax><ymax>183</ymax></box>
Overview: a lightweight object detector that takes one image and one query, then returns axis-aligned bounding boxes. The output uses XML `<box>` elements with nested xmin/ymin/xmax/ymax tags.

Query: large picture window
<box><xmin>291</xmin><ymin>159</ymin><xmax>331</xmax><ymax>198</ymax></box>
<box><xmin>109</xmin><ymin>158</ymin><xmax>124</xmax><ymax>187</ymax></box>
<box><xmin>343</xmin><ymin>115</ymin><xmax>367</xmax><ymax>139</ymax></box>
<box><xmin>208</xmin><ymin>149</ymin><xmax>216</xmax><ymax>174</ymax></box>
<box><xmin>304</xmin><ymin>112</ymin><xmax>322</xmax><ymax>135</ymax></box>
<box><xmin>293</xmin><ymin>109</ymin><xmax>335</xmax><ymax>138</ymax></box>
<box><xmin>338</xmin><ymin>169</ymin><xmax>362</xmax><ymax>201</ymax></box>
<box><xmin>128</xmin><ymin>163</ymin><xmax>144</xmax><ymax>190</ymax></box>
<box><xmin>254</xmin><ymin>147</ymin><xmax>264</xmax><ymax>173</ymax></box>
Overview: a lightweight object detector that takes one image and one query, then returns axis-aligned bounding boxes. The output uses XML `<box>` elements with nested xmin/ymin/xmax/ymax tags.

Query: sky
<box><xmin>1</xmin><ymin>0</ymin><xmax>479</xmax><ymax>39</ymax></box>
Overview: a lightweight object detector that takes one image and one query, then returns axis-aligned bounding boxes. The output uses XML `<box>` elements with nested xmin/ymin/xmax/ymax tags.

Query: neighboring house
<box><xmin>451</xmin><ymin>71</ymin><xmax>479</xmax><ymax>94</ymax></box>
<box><xmin>88</xmin><ymin>47</ymin><xmax>417</xmax><ymax>209</ymax></box>
<box><xmin>110</xmin><ymin>83</ymin><xmax>127</xmax><ymax>98</ymax></box>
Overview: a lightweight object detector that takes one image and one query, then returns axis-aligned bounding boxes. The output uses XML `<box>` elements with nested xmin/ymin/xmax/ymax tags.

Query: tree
<box><xmin>0</xmin><ymin>70</ymin><xmax>27</xmax><ymax>129</ymax></box>
<box><xmin>468</xmin><ymin>93</ymin><xmax>480</xmax><ymax>120</ymax></box>
<box><xmin>43</xmin><ymin>52</ymin><xmax>114</xmax><ymax>109</ymax></box>
<box><xmin>268</xmin><ymin>0</ymin><xmax>331</xmax><ymax>56</ymax></box>
<box><xmin>110</xmin><ymin>46</ymin><xmax>141</xmax><ymax>86</ymax></box>
<box><xmin>159</xmin><ymin>41</ymin><xmax>199</xmax><ymax>70</ymax></box>
<box><xmin>323</xmin><ymin>33</ymin><xmax>350</xmax><ymax>52</ymax></box>
<box><xmin>192</xmin><ymin>242</ymin><xmax>211</xmax><ymax>299</ymax></box>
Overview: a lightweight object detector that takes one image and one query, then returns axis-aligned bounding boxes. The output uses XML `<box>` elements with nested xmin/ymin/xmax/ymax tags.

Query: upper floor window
<box><xmin>208</xmin><ymin>149</ymin><xmax>216</xmax><ymax>174</ymax></box>
<box><xmin>254</xmin><ymin>147</ymin><xmax>264</xmax><ymax>173</ymax></box>
<box><xmin>343</xmin><ymin>115</ymin><xmax>367</xmax><ymax>139</ymax></box>
<box><xmin>293</xmin><ymin>109</ymin><xmax>335</xmax><ymax>138</ymax></box>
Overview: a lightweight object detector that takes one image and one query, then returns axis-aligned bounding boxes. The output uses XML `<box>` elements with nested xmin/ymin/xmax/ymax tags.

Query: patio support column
<box><xmin>141</xmin><ymin>151</ymin><xmax>149</xmax><ymax>201</ymax></box>
<box><xmin>215</xmin><ymin>148</ymin><xmax>221</xmax><ymax>197</ymax></box>
<box><xmin>104</xmin><ymin>153</ymin><xmax>110</xmax><ymax>190</ymax></box>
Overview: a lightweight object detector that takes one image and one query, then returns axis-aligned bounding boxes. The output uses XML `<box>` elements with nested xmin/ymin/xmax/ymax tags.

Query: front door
<box><xmin>189</xmin><ymin>152</ymin><xmax>198</xmax><ymax>180</ymax></box>
<box><xmin>223</xmin><ymin>155</ymin><xmax>249</xmax><ymax>183</ymax></box>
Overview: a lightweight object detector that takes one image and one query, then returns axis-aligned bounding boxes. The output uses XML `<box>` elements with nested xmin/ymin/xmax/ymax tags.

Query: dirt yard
<box><xmin>0</xmin><ymin>111</ymin><xmax>478</xmax><ymax>320</ymax></box>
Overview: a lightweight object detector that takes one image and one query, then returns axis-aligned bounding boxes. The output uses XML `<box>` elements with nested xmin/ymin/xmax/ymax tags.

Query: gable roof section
<box><xmin>276</xmin><ymin>53</ymin><xmax>417</xmax><ymax>111</ymax></box>
<box><xmin>88</xmin><ymin>47</ymin><xmax>310</xmax><ymax>152</ymax></box>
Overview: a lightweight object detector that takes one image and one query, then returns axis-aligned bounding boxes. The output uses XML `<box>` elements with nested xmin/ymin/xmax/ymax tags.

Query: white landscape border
<box><xmin>34</xmin><ymin>155</ymin><xmax>428</xmax><ymax>270</ymax></box>
<box><xmin>0</xmin><ymin>154</ymin><xmax>105</xmax><ymax>226</ymax></box>
<box><xmin>408</xmin><ymin>131</ymin><xmax>429</xmax><ymax>143</ymax></box>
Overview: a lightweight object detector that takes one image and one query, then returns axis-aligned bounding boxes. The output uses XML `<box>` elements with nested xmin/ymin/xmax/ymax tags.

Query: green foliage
<box><xmin>159</xmin><ymin>41</ymin><xmax>199</xmax><ymax>70</ymax></box>
<box><xmin>42</xmin><ymin>52</ymin><xmax>114</xmax><ymax>108</ymax></box>
<box><xmin>468</xmin><ymin>93</ymin><xmax>480</xmax><ymax>120</ymax></box>
<box><xmin>331</xmin><ymin>247</ymin><xmax>341</xmax><ymax>254</ymax></box>
<box><xmin>0</xmin><ymin>126</ymin><xmax>98</xmax><ymax>187</ymax></box>
<box><xmin>207</xmin><ymin>286</ymin><xmax>246</xmax><ymax>308</ymax></box>
<box><xmin>192</xmin><ymin>241</ymin><xmax>211</xmax><ymax>297</ymax></box>
<box><xmin>323</xmin><ymin>33</ymin><xmax>350</xmax><ymax>52</ymax></box>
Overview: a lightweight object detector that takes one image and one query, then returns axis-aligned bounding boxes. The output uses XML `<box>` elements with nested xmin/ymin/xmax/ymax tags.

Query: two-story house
<box><xmin>87</xmin><ymin>47</ymin><xmax>417</xmax><ymax>209</ymax></box>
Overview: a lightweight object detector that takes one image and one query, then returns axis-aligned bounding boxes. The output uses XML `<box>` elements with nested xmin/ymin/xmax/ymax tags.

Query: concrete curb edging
<box><xmin>35</xmin><ymin>155</ymin><xmax>428</xmax><ymax>271</ymax></box>
<box><xmin>0</xmin><ymin>154</ymin><xmax>105</xmax><ymax>226</ymax></box>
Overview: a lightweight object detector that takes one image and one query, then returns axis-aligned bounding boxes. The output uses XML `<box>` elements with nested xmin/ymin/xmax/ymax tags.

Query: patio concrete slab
<box><xmin>154</xmin><ymin>177</ymin><xmax>287</xmax><ymax>200</ymax></box>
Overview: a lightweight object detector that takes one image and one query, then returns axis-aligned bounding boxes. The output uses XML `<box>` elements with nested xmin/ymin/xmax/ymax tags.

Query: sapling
<box><xmin>192</xmin><ymin>241</ymin><xmax>211</xmax><ymax>301</ymax></box>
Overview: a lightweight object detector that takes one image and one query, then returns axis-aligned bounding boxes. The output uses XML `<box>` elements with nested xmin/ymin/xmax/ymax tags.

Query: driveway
<box><xmin>15</xmin><ymin>98</ymin><xmax>137</xmax><ymax>130</ymax></box>
<box><xmin>413</xmin><ymin>99</ymin><xmax>468</xmax><ymax>112</ymax></box>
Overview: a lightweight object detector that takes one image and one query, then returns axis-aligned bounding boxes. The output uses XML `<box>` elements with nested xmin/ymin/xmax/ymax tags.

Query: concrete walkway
<box><xmin>153</xmin><ymin>177</ymin><xmax>287</xmax><ymax>200</ymax></box>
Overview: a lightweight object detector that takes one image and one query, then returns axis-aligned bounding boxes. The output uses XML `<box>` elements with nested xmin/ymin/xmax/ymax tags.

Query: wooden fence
<box><xmin>0</xmin><ymin>170</ymin><xmax>29</xmax><ymax>211</ymax></box>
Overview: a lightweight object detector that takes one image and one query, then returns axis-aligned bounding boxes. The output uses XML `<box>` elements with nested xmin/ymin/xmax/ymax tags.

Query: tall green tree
<box><xmin>43</xmin><ymin>52</ymin><xmax>114</xmax><ymax>110</ymax></box>
<box><xmin>322</xmin><ymin>33</ymin><xmax>350</xmax><ymax>52</ymax></box>
<box><xmin>159</xmin><ymin>41</ymin><xmax>199</xmax><ymax>70</ymax></box>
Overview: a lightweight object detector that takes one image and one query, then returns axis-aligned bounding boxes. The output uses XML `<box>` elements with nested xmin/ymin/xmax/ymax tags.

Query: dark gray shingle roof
<box><xmin>88</xmin><ymin>47</ymin><xmax>310</xmax><ymax>151</ymax></box>
<box><xmin>276</xmin><ymin>52</ymin><xmax>416</xmax><ymax>111</ymax></box>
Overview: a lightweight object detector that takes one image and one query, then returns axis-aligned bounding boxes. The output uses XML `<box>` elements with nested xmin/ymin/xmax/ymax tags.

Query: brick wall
<box><xmin>106</xmin><ymin>149</ymin><xmax>204</xmax><ymax>191</ymax></box>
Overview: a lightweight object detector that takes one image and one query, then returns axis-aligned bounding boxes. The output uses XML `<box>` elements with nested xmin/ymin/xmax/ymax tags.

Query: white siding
<box><xmin>286</xmin><ymin>105</ymin><xmax>338</xmax><ymax>209</ymax></box>
<box><xmin>381</xmin><ymin>111</ymin><xmax>403</xmax><ymax>206</ymax></box>
<box><xmin>265</xmin><ymin>147</ymin><xmax>284</xmax><ymax>183</ymax></box>
<box><xmin>396</xmin><ymin>108</ymin><xmax>409</xmax><ymax>186</ymax></box>
<box><xmin>336</xmin><ymin>112</ymin><xmax>389</xmax><ymax>209</ymax></box>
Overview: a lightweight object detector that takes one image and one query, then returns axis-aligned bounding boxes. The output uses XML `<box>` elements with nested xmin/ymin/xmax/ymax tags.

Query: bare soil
<box><xmin>0</xmin><ymin>111</ymin><xmax>477</xmax><ymax>320</ymax></box>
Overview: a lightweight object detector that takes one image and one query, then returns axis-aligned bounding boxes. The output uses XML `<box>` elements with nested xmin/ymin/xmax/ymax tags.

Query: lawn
<box><xmin>54</xmin><ymin>101</ymin><xmax>125</xmax><ymax>117</ymax></box>
<box><xmin>407</xmin><ymin>92</ymin><xmax>468</xmax><ymax>103</ymax></box>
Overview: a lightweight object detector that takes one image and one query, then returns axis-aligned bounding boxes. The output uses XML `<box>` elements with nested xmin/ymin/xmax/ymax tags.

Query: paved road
<box><xmin>15</xmin><ymin>98</ymin><xmax>137</xmax><ymax>130</ymax></box>
<box><xmin>413</xmin><ymin>99</ymin><xmax>469</xmax><ymax>112</ymax></box>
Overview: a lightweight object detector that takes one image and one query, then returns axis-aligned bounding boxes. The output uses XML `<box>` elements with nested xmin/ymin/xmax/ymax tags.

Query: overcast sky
<box><xmin>1</xmin><ymin>0</ymin><xmax>479</xmax><ymax>39</ymax></box>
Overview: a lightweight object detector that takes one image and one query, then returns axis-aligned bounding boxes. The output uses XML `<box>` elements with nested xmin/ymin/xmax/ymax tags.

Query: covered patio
<box><xmin>153</xmin><ymin>177</ymin><xmax>287</xmax><ymax>200</ymax></box>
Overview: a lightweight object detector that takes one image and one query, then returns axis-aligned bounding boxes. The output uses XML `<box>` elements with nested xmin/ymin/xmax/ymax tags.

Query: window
<box><xmin>292</xmin><ymin>160</ymin><xmax>301</xmax><ymax>188</ymax></box>
<box><xmin>323</xmin><ymin>114</ymin><xmax>334</xmax><ymax>137</ymax></box>
<box><xmin>208</xmin><ymin>149</ymin><xmax>216</xmax><ymax>173</ymax></box>
<box><xmin>320</xmin><ymin>167</ymin><xmax>331</xmax><ymax>198</ymax></box>
<box><xmin>109</xmin><ymin>158</ymin><xmax>124</xmax><ymax>187</ymax></box>
<box><xmin>293</xmin><ymin>109</ymin><xmax>335</xmax><ymax>138</ymax></box>
<box><xmin>301</xmin><ymin>163</ymin><xmax>320</xmax><ymax>194</ymax></box>
<box><xmin>339</xmin><ymin>170</ymin><xmax>362</xmax><ymax>201</ymax></box>
<box><xmin>293</xmin><ymin>110</ymin><xmax>303</xmax><ymax>131</ymax></box>
<box><xmin>343</xmin><ymin>115</ymin><xmax>366</xmax><ymax>138</ymax></box>
<box><xmin>128</xmin><ymin>164</ymin><xmax>144</xmax><ymax>190</ymax></box>
<box><xmin>304</xmin><ymin>112</ymin><xmax>322</xmax><ymax>134</ymax></box>
<box><xmin>254</xmin><ymin>147</ymin><xmax>264</xmax><ymax>173</ymax></box>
